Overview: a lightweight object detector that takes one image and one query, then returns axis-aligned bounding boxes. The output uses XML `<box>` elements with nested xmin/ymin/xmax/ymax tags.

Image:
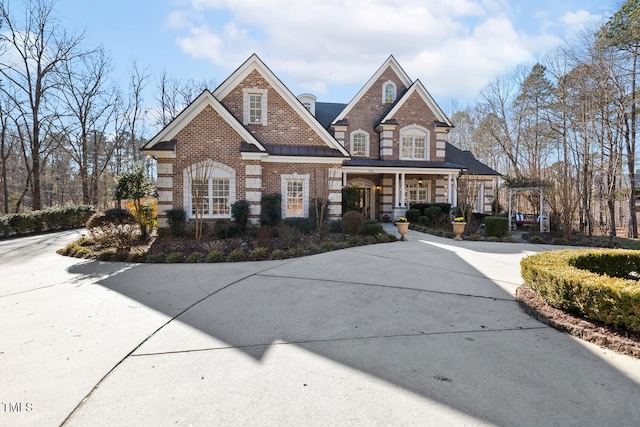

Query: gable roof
<box><xmin>379</xmin><ymin>80</ymin><xmax>453</xmax><ymax>127</ymax></box>
<box><xmin>445</xmin><ymin>142</ymin><xmax>501</xmax><ymax>176</ymax></box>
<box><xmin>214</xmin><ymin>54</ymin><xmax>350</xmax><ymax>156</ymax></box>
<box><xmin>315</xmin><ymin>102</ymin><xmax>347</xmax><ymax>128</ymax></box>
<box><xmin>141</xmin><ymin>90</ymin><xmax>266</xmax><ymax>156</ymax></box>
<box><xmin>331</xmin><ymin>55</ymin><xmax>413</xmax><ymax>125</ymax></box>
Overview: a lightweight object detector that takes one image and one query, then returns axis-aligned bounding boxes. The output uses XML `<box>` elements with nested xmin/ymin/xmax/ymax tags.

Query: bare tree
<box><xmin>154</xmin><ymin>70</ymin><xmax>216</xmax><ymax>128</ymax></box>
<box><xmin>0</xmin><ymin>0</ymin><xmax>88</xmax><ymax>210</ymax></box>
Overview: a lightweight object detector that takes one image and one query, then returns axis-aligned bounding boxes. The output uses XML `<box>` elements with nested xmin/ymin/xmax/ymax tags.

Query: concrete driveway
<box><xmin>1</xmin><ymin>228</ymin><xmax>640</xmax><ymax>426</ymax></box>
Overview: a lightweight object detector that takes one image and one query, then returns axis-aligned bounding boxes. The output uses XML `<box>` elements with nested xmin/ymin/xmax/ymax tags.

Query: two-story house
<box><xmin>142</xmin><ymin>54</ymin><xmax>500</xmax><ymax>227</ymax></box>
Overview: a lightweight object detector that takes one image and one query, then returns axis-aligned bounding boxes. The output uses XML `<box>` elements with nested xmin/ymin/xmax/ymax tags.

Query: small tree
<box><xmin>114</xmin><ymin>161</ymin><xmax>156</xmax><ymax>239</ymax></box>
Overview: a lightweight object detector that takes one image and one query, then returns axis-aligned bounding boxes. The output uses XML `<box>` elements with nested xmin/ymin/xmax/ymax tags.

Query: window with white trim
<box><xmin>184</xmin><ymin>161</ymin><xmax>235</xmax><ymax>219</ymax></box>
<box><xmin>382</xmin><ymin>80</ymin><xmax>397</xmax><ymax>104</ymax></box>
<box><xmin>243</xmin><ymin>88</ymin><xmax>268</xmax><ymax>125</ymax></box>
<box><xmin>405</xmin><ymin>182</ymin><xmax>430</xmax><ymax>205</ymax></box>
<box><xmin>281</xmin><ymin>174</ymin><xmax>309</xmax><ymax>218</ymax></box>
<box><xmin>400</xmin><ymin>125</ymin><xmax>430</xmax><ymax>160</ymax></box>
<box><xmin>350</xmin><ymin>130</ymin><xmax>369</xmax><ymax>157</ymax></box>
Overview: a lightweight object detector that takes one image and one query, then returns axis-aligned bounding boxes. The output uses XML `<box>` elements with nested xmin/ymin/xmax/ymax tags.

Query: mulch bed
<box><xmin>516</xmin><ymin>285</ymin><xmax>640</xmax><ymax>359</ymax></box>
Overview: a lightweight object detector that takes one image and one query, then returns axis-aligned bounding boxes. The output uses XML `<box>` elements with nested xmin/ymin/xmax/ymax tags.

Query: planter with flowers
<box><xmin>452</xmin><ymin>217</ymin><xmax>466</xmax><ymax>240</ymax></box>
<box><xmin>395</xmin><ymin>217</ymin><xmax>410</xmax><ymax>241</ymax></box>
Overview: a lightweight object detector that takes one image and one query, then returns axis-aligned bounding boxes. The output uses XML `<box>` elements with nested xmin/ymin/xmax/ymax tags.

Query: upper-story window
<box><xmin>382</xmin><ymin>80</ymin><xmax>397</xmax><ymax>104</ymax></box>
<box><xmin>400</xmin><ymin>124</ymin><xmax>430</xmax><ymax>160</ymax></box>
<box><xmin>243</xmin><ymin>88</ymin><xmax>268</xmax><ymax>125</ymax></box>
<box><xmin>350</xmin><ymin>130</ymin><xmax>369</xmax><ymax>157</ymax></box>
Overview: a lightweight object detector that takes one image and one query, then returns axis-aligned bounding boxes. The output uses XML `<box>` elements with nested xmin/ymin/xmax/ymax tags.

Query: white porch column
<box><xmin>394</xmin><ymin>173</ymin><xmax>399</xmax><ymax>207</ymax></box>
<box><xmin>400</xmin><ymin>173</ymin><xmax>406</xmax><ymax>207</ymax></box>
<box><xmin>447</xmin><ymin>174</ymin><xmax>452</xmax><ymax>204</ymax></box>
<box><xmin>343</xmin><ymin>171</ymin><xmax>347</xmax><ymax>187</ymax></box>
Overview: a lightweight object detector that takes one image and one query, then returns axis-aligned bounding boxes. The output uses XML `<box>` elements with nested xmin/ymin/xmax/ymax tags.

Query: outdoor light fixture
<box><xmin>418</xmin><ymin>176</ymin><xmax>423</xmax><ymax>185</ymax></box>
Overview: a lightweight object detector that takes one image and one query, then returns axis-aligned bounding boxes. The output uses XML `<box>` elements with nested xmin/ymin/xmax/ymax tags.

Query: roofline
<box><xmin>213</xmin><ymin>54</ymin><xmax>350</xmax><ymax>156</ymax></box>
<box><xmin>379</xmin><ymin>80</ymin><xmax>453</xmax><ymax>127</ymax></box>
<box><xmin>331</xmin><ymin>55</ymin><xmax>413</xmax><ymax>125</ymax></box>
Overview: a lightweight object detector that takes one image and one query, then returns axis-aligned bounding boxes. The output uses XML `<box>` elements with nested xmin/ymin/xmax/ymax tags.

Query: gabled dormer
<box><xmin>213</xmin><ymin>54</ymin><xmax>349</xmax><ymax>157</ymax></box>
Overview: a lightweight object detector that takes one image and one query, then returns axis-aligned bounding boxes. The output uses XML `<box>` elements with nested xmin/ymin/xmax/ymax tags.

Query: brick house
<box><xmin>142</xmin><ymin>54</ymin><xmax>500</xmax><ymax>227</ymax></box>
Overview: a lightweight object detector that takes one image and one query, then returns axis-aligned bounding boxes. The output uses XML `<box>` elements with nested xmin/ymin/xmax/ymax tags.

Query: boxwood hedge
<box><xmin>521</xmin><ymin>249</ymin><xmax>640</xmax><ymax>333</ymax></box>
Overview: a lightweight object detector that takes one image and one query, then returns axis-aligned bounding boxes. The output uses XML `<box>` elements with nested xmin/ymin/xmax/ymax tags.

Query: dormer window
<box><xmin>243</xmin><ymin>88</ymin><xmax>268</xmax><ymax>125</ymax></box>
<box><xmin>382</xmin><ymin>80</ymin><xmax>397</xmax><ymax>104</ymax></box>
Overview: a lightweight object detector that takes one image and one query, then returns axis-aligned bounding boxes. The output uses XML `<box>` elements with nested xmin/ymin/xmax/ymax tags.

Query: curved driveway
<box><xmin>1</xmin><ymin>228</ymin><xmax>639</xmax><ymax>426</ymax></box>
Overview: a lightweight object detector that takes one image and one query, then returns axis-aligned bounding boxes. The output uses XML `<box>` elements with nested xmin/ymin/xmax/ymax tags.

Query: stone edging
<box><xmin>515</xmin><ymin>285</ymin><xmax>640</xmax><ymax>360</ymax></box>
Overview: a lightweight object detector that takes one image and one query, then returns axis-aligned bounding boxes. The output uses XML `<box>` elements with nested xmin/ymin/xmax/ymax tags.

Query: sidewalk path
<box><xmin>1</xmin><ymin>229</ymin><xmax>639</xmax><ymax>426</ymax></box>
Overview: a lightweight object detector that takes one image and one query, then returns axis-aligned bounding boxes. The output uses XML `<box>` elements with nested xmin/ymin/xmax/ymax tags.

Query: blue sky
<box><xmin>53</xmin><ymin>0</ymin><xmax>619</xmax><ymax>109</ymax></box>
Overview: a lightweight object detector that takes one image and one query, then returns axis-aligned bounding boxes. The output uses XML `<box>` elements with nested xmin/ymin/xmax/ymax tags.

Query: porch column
<box><xmin>394</xmin><ymin>173</ymin><xmax>399</xmax><ymax>207</ymax></box>
<box><xmin>400</xmin><ymin>173</ymin><xmax>406</xmax><ymax>207</ymax></box>
<box><xmin>447</xmin><ymin>174</ymin><xmax>452</xmax><ymax>204</ymax></box>
<box><xmin>343</xmin><ymin>171</ymin><xmax>347</xmax><ymax>187</ymax></box>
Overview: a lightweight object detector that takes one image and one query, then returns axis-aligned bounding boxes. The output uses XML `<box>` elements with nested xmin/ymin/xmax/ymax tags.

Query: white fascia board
<box><xmin>332</xmin><ymin>55</ymin><xmax>413</xmax><ymax>125</ymax></box>
<box><xmin>241</xmin><ymin>152</ymin><xmax>269</xmax><ymax>161</ymax></box>
<box><xmin>380</xmin><ymin>81</ymin><xmax>452</xmax><ymax>127</ymax></box>
<box><xmin>214</xmin><ymin>54</ymin><xmax>349</xmax><ymax>156</ymax></box>
<box><xmin>341</xmin><ymin>166</ymin><xmax>462</xmax><ymax>175</ymax></box>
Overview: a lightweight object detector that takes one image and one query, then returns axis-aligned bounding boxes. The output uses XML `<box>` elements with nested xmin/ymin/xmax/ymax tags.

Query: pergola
<box><xmin>507</xmin><ymin>186</ymin><xmax>547</xmax><ymax>233</ymax></box>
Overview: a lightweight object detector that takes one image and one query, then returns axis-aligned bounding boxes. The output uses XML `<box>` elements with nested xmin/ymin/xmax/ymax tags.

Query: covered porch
<box><xmin>341</xmin><ymin>164</ymin><xmax>463</xmax><ymax>221</ymax></box>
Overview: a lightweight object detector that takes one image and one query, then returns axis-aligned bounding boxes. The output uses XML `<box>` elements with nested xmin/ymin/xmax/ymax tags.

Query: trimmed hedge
<box><xmin>484</xmin><ymin>216</ymin><xmax>509</xmax><ymax>238</ymax></box>
<box><xmin>521</xmin><ymin>249</ymin><xmax>640</xmax><ymax>333</ymax></box>
<box><xmin>0</xmin><ymin>205</ymin><xmax>96</xmax><ymax>237</ymax></box>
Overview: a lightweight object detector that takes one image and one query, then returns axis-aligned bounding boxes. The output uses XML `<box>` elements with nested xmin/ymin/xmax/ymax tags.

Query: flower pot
<box><xmin>452</xmin><ymin>222</ymin><xmax>466</xmax><ymax>241</ymax></box>
<box><xmin>395</xmin><ymin>222</ymin><xmax>410</xmax><ymax>241</ymax></box>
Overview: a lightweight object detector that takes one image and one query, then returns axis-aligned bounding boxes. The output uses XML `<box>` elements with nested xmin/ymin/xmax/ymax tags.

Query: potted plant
<box><xmin>452</xmin><ymin>216</ymin><xmax>466</xmax><ymax>241</ymax></box>
<box><xmin>395</xmin><ymin>216</ymin><xmax>410</xmax><ymax>241</ymax></box>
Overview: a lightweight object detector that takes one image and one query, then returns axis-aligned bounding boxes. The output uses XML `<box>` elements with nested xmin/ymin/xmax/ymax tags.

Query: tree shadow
<box><xmin>69</xmin><ymin>235</ymin><xmax>640</xmax><ymax>426</ymax></box>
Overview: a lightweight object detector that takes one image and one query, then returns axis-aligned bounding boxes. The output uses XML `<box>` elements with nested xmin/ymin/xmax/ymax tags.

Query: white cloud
<box><xmin>560</xmin><ymin>10</ymin><xmax>600</xmax><ymax>36</ymax></box>
<box><xmin>168</xmin><ymin>0</ymin><xmax>601</xmax><ymax>102</ymax></box>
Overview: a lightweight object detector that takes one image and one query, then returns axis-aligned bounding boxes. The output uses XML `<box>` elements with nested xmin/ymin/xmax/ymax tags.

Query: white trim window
<box><xmin>400</xmin><ymin>125</ymin><xmax>430</xmax><ymax>160</ymax></box>
<box><xmin>184</xmin><ymin>160</ymin><xmax>236</xmax><ymax>219</ymax></box>
<box><xmin>350</xmin><ymin>130</ymin><xmax>369</xmax><ymax>157</ymax></box>
<box><xmin>382</xmin><ymin>80</ymin><xmax>397</xmax><ymax>104</ymax></box>
<box><xmin>406</xmin><ymin>182</ymin><xmax>430</xmax><ymax>205</ymax></box>
<box><xmin>243</xmin><ymin>88</ymin><xmax>268</xmax><ymax>125</ymax></box>
<box><xmin>281</xmin><ymin>174</ymin><xmax>309</xmax><ymax>218</ymax></box>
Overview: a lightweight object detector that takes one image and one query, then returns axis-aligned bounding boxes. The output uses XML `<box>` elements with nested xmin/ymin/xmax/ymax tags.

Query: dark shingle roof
<box><xmin>315</xmin><ymin>102</ymin><xmax>347</xmax><ymax>128</ymax></box>
<box><xmin>445</xmin><ymin>142</ymin><xmax>501</xmax><ymax>176</ymax></box>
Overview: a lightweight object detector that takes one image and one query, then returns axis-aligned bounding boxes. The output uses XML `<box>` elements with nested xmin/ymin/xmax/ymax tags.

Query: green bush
<box><xmin>146</xmin><ymin>253</ymin><xmax>166</xmax><ymax>263</ymax></box>
<box><xmin>320</xmin><ymin>241</ymin><xmax>338</xmax><ymax>251</ymax></box>
<box><xmin>227</xmin><ymin>248</ymin><xmax>246</xmax><ymax>262</ymax></box>
<box><xmin>529</xmin><ymin>235</ymin><xmax>543</xmax><ymax>244</ymax></box>
<box><xmin>424</xmin><ymin>206</ymin><xmax>443</xmax><ymax>226</ymax></box>
<box><xmin>166</xmin><ymin>252</ymin><xmax>185</xmax><ymax>263</ymax></box>
<box><xmin>341</xmin><ymin>211</ymin><xmax>364</xmax><ymax>235</ymax></box>
<box><xmin>231</xmin><ymin>200</ymin><xmax>251</xmax><ymax>231</ymax></box>
<box><xmin>165</xmin><ymin>208</ymin><xmax>186</xmax><ymax>236</ymax></box>
<box><xmin>405</xmin><ymin>208</ymin><xmax>421</xmax><ymax>223</ymax></box>
<box><xmin>0</xmin><ymin>215</ymin><xmax>11</xmax><ymax>237</ymax></box>
<box><xmin>484</xmin><ymin>216</ymin><xmax>509</xmax><ymax>238</ymax></box>
<box><xmin>521</xmin><ymin>249</ymin><xmax>640</xmax><ymax>333</ymax></box>
<box><xmin>360</xmin><ymin>220</ymin><xmax>383</xmax><ymax>236</ymax></box>
<box><xmin>417</xmin><ymin>215</ymin><xmax>429</xmax><ymax>226</ymax></box>
<box><xmin>272</xmin><ymin>249</ymin><xmax>287</xmax><ymax>260</ymax></box>
<box><xmin>261</xmin><ymin>193</ymin><xmax>282</xmax><ymax>226</ymax></box>
<box><xmin>552</xmin><ymin>237</ymin><xmax>568</xmax><ymax>245</ymax></box>
<box><xmin>249</xmin><ymin>247</ymin><xmax>268</xmax><ymax>261</ymax></box>
<box><xmin>282</xmin><ymin>217</ymin><xmax>315</xmax><ymax>234</ymax></box>
<box><xmin>206</xmin><ymin>249</ymin><xmax>224</xmax><ymax>263</ymax></box>
<box><xmin>186</xmin><ymin>252</ymin><xmax>204</xmax><ymax>263</ymax></box>
<box><xmin>469</xmin><ymin>234</ymin><xmax>482</xmax><ymax>241</ymax></box>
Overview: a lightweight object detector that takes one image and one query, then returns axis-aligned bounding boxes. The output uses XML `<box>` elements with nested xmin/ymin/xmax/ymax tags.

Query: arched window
<box><xmin>400</xmin><ymin>125</ymin><xmax>430</xmax><ymax>160</ymax></box>
<box><xmin>350</xmin><ymin>130</ymin><xmax>369</xmax><ymax>157</ymax></box>
<box><xmin>183</xmin><ymin>160</ymin><xmax>236</xmax><ymax>219</ymax></box>
<box><xmin>382</xmin><ymin>80</ymin><xmax>397</xmax><ymax>104</ymax></box>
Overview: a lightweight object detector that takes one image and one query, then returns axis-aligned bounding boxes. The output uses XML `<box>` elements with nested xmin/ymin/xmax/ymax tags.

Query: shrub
<box><xmin>309</xmin><ymin>197</ymin><xmax>331</xmax><ymax>227</ymax></box>
<box><xmin>484</xmin><ymin>216</ymin><xmax>509</xmax><ymax>238</ymax></box>
<box><xmin>501</xmin><ymin>236</ymin><xmax>515</xmax><ymax>243</ymax></box>
<box><xmin>166</xmin><ymin>252</ymin><xmax>185</xmax><ymax>263</ymax></box>
<box><xmin>405</xmin><ymin>208</ymin><xmax>421</xmax><ymax>223</ymax></box>
<box><xmin>417</xmin><ymin>215</ymin><xmax>429</xmax><ymax>226</ymax></box>
<box><xmin>272</xmin><ymin>249</ymin><xmax>287</xmax><ymax>260</ymax></box>
<box><xmin>206</xmin><ymin>249</ymin><xmax>224</xmax><ymax>263</ymax></box>
<box><xmin>256</xmin><ymin>227</ymin><xmax>273</xmax><ymax>248</ymax></box>
<box><xmin>86</xmin><ymin>208</ymin><xmax>139</xmax><ymax>245</ymax></box>
<box><xmin>227</xmin><ymin>248</ymin><xmax>246</xmax><ymax>262</ymax></box>
<box><xmin>529</xmin><ymin>235</ymin><xmax>543</xmax><ymax>244</ymax></box>
<box><xmin>287</xmin><ymin>247</ymin><xmax>304</xmax><ymax>258</ymax></box>
<box><xmin>342</xmin><ymin>211</ymin><xmax>364</xmax><ymax>235</ymax></box>
<box><xmin>146</xmin><ymin>253</ymin><xmax>166</xmax><ymax>263</ymax></box>
<box><xmin>521</xmin><ymin>249</ymin><xmax>640</xmax><ymax>333</ymax></box>
<box><xmin>0</xmin><ymin>215</ymin><xmax>11</xmax><ymax>237</ymax></box>
<box><xmin>329</xmin><ymin>219</ymin><xmax>342</xmax><ymax>233</ymax></box>
<box><xmin>364</xmin><ymin>235</ymin><xmax>377</xmax><ymax>244</ymax></box>
<box><xmin>552</xmin><ymin>237</ymin><xmax>568</xmax><ymax>245</ymax></box>
<box><xmin>278</xmin><ymin>224</ymin><xmax>301</xmax><ymax>249</ymax></box>
<box><xmin>8</xmin><ymin>213</ymin><xmax>37</xmax><ymax>235</ymax></box>
<box><xmin>282</xmin><ymin>217</ymin><xmax>315</xmax><ymax>234</ymax></box>
<box><xmin>186</xmin><ymin>252</ymin><xmax>204</xmax><ymax>263</ymax></box>
<box><xmin>166</xmin><ymin>208</ymin><xmax>187</xmax><ymax>236</ymax></box>
<box><xmin>424</xmin><ymin>206</ymin><xmax>443</xmax><ymax>226</ymax></box>
<box><xmin>231</xmin><ymin>200</ymin><xmax>251</xmax><ymax>231</ymax></box>
<box><xmin>360</xmin><ymin>220</ymin><xmax>383</xmax><ymax>236</ymax></box>
<box><xmin>261</xmin><ymin>193</ymin><xmax>282</xmax><ymax>226</ymax></box>
<box><xmin>249</xmin><ymin>247</ymin><xmax>268</xmax><ymax>261</ymax></box>
<box><xmin>469</xmin><ymin>234</ymin><xmax>482</xmax><ymax>241</ymax></box>
<box><xmin>342</xmin><ymin>185</ymin><xmax>361</xmax><ymax>213</ymax></box>
<box><xmin>320</xmin><ymin>241</ymin><xmax>338</xmax><ymax>251</ymax></box>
